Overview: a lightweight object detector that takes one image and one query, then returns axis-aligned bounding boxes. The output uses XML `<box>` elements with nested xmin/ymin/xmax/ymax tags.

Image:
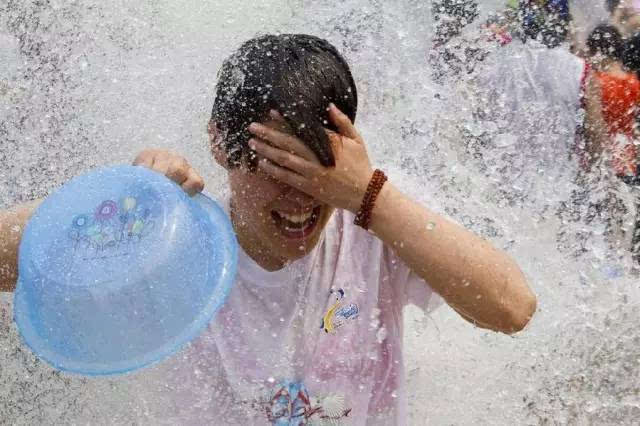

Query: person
<box><xmin>608</xmin><ymin>0</ymin><xmax>640</xmax><ymax>38</ymax></box>
<box><xmin>620</xmin><ymin>31</ymin><xmax>640</xmax><ymax>261</ymax></box>
<box><xmin>0</xmin><ymin>34</ymin><xmax>536</xmax><ymax>424</ymax></box>
<box><xmin>583</xmin><ymin>24</ymin><xmax>639</xmax><ymax>177</ymax></box>
<box><xmin>564</xmin><ymin>24</ymin><xmax>640</xmax><ymax>269</ymax></box>
<box><xmin>457</xmin><ymin>1</ymin><xmax>584</xmax><ymax>214</ymax></box>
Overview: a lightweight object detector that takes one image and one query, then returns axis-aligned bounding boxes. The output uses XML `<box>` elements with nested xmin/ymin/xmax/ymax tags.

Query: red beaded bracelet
<box><xmin>354</xmin><ymin>169</ymin><xmax>388</xmax><ymax>230</ymax></box>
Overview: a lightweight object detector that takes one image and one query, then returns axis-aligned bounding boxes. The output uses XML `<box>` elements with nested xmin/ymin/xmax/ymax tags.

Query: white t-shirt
<box><xmin>138</xmin><ymin>208</ymin><xmax>442</xmax><ymax>425</ymax></box>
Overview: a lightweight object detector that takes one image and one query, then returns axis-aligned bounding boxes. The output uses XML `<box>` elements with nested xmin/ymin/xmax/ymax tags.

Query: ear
<box><xmin>208</xmin><ymin>120</ymin><xmax>230</xmax><ymax>168</ymax></box>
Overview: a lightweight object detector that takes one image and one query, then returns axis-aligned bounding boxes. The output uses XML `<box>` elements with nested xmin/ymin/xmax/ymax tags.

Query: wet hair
<box><xmin>211</xmin><ymin>34</ymin><xmax>358</xmax><ymax>169</ymax></box>
<box><xmin>622</xmin><ymin>31</ymin><xmax>640</xmax><ymax>73</ymax></box>
<box><xmin>587</xmin><ymin>24</ymin><xmax>624</xmax><ymax>60</ymax></box>
<box><xmin>606</xmin><ymin>0</ymin><xmax>621</xmax><ymax>13</ymax></box>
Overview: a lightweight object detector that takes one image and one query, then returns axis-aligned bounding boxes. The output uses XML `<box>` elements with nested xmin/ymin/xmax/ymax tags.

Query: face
<box><xmin>210</xmin><ymin>120</ymin><xmax>335</xmax><ymax>271</ymax></box>
<box><xmin>612</xmin><ymin>0</ymin><xmax>640</xmax><ymax>37</ymax></box>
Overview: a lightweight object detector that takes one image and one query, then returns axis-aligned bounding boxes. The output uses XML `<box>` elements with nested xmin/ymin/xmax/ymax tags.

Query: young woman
<box><xmin>0</xmin><ymin>34</ymin><xmax>536</xmax><ymax>424</ymax></box>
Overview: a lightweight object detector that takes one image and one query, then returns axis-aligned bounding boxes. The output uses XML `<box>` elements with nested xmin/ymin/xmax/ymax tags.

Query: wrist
<box><xmin>353</xmin><ymin>169</ymin><xmax>387</xmax><ymax>230</ymax></box>
<box><xmin>347</xmin><ymin>169</ymin><xmax>373</xmax><ymax>213</ymax></box>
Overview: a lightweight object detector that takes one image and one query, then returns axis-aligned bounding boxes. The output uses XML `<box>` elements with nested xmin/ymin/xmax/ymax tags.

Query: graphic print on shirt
<box><xmin>259</xmin><ymin>380</ymin><xmax>352</xmax><ymax>425</ymax></box>
<box><xmin>320</xmin><ymin>289</ymin><xmax>359</xmax><ymax>334</ymax></box>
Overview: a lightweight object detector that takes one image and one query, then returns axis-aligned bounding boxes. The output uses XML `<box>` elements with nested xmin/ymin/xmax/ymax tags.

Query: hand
<box><xmin>247</xmin><ymin>104</ymin><xmax>374</xmax><ymax>213</ymax></box>
<box><xmin>133</xmin><ymin>149</ymin><xmax>205</xmax><ymax>196</ymax></box>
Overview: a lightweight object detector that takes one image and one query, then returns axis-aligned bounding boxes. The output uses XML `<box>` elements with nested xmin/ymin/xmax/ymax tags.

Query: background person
<box><xmin>583</xmin><ymin>24</ymin><xmax>639</xmax><ymax>177</ymax></box>
<box><xmin>608</xmin><ymin>0</ymin><xmax>640</xmax><ymax>38</ymax></box>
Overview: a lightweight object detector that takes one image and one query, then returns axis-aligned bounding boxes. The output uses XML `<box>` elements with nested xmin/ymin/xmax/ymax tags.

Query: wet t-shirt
<box><xmin>140</xmin><ymin>208</ymin><xmax>442</xmax><ymax>425</ymax></box>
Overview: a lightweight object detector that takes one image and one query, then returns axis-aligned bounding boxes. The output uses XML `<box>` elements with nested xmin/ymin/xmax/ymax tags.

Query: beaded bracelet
<box><xmin>354</xmin><ymin>169</ymin><xmax>388</xmax><ymax>230</ymax></box>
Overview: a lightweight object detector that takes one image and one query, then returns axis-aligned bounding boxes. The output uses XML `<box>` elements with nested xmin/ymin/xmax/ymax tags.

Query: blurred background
<box><xmin>1</xmin><ymin>0</ymin><xmax>639</xmax><ymax>424</ymax></box>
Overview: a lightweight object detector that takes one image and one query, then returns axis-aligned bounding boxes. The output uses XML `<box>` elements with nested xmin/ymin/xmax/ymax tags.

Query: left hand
<box><xmin>247</xmin><ymin>103</ymin><xmax>374</xmax><ymax>213</ymax></box>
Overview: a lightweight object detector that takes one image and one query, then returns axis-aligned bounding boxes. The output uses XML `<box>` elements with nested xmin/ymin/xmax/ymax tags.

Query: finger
<box><xmin>248</xmin><ymin>123</ymin><xmax>316</xmax><ymax>162</ymax></box>
<box><xmin>133</xmin><ymin>150</ymin><xmax>155</xmax><ymax>168</ymax></box>
<box><xmin>325</xmin><ymin>132</ymin><xmax>345</xmax><ymax>157</ymax></box>
<box><xmin>258</xmin><ymin>159</ymin><xmax>307</xmax><ymax>189</ymax></box>
<box><xmin>328</xmin><ymin>103</ymin><xmax>360</xmax><ymax>141</ymax></box>
<box><xmin>269</xmin><ymin>109</ymin><xmax>287</xmax><ymax>124</ymax></box>
<box><xmin>249</xmin><ymin>138</ymin><xmax>318</xmax><ymax>177</ymax></box>
<box><xmin>181</xmin><ymin>168</ymin><xmax>205</xmax><ymax>196</ymax></box>
<box><xmin>166</xmin><ymin>158</ymin><xmax>190</xmax><ymax>185</ymax></box>
<box><xmin>152</xmin><ymin>153</ymin><xmax>170</xmax><ymax>176</ymax></box>
<box><xmin>269</xmin><ymin>109</ymin><xmax>285</xmax><ymax>120</ymax></box>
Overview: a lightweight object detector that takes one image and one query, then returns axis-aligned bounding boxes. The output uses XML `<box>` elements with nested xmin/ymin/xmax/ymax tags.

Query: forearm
<box><xmin>0</xmin><ymin>200</ymin><xmax>41</xmax><ymax>292</ymax></box>
<box><xmin>584</xmin><ymin>77</ymin><xmax>607</xmax><ymax>168</ymax></box>
<box><xmin>369</xmin><ymin>182</ymin><xmax>536</xmax><ymax>334</ymax></box>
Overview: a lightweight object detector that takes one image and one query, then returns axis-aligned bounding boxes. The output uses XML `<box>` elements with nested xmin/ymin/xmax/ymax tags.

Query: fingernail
<box><xmin>329</xmin><ymin>103</ymin><xmax>336</xmax><ymax>110</ymax></box>
<box><xmin>248</xmin><ymin>139</ymin><xmax>257</xmax><ymax>149</ymax></box>
<box><xmin>248</xmin><ymin>123</ymin><xmax>260</xmax><ymax>132</ymax></box>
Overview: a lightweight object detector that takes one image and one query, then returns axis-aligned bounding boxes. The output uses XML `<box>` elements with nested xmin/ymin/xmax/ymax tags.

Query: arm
<box><xmin>370</xmin><ymin>182</ymin><xmax>535</xmax><ymax>334</ymax></box>
<box><xmin>1</xmin><ymin>150</ymin><xmax>204</xmax><ymax>293</ymax></box>
<box><xmin>248</xmin><ymin>105</ymin><xmax>536</xmax><ymax>335</ymax></box>
<box><xmin>583</xmin><ymin>74</ymin><xmax>608</xmax><ymax>170</ymax></box>
<box><xmin>0</xmin><ymin>200</ymin><xmax>41</xmax><ymax>292</ymax></box>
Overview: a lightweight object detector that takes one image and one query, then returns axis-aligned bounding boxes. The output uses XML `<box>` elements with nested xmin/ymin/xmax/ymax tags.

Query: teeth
<box><xmin>278</xmin><ymin>211</ymin><xmax>313</xmax><ymax>223</ymax></box>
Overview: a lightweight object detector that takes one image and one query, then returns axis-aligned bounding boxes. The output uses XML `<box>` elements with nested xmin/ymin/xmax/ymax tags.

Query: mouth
<box><xmin>271</xmin><ymin>205</ymin><xmax>322</xmax><ymax>240</ymax></box>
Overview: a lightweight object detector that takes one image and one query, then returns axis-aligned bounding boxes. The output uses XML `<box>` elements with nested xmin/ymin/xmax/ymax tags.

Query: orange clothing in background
<box><xmin>595</xmin><ymin>71</ymin><xmax>640</xmax><ymax>176</ymax></box>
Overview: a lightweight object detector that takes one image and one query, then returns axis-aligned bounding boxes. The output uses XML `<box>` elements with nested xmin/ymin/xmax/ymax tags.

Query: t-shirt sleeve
<box><xmin>382</xmin><ymin>244</ymin><xmax>443</xmax><ymax>313</ymax></box>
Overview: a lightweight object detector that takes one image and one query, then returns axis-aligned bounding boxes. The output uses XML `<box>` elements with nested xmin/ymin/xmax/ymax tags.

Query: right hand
<box><xmin>133</xmin><ymin>149</ymin><xmax>205</xmax><ymax>196</ymax></box>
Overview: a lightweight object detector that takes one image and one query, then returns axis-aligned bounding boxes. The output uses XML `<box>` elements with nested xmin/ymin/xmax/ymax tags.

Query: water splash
<box><xmin>1</xmin><ymin>0</ymin><xmax>639</xmax><ymax>424</ymax></box>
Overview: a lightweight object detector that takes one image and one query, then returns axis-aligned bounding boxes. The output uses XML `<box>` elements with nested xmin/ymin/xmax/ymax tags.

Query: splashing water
<box><xmin>1</xmin><ymin>0</ymin><xmax>639</xmax><ymax>424</ymax></box>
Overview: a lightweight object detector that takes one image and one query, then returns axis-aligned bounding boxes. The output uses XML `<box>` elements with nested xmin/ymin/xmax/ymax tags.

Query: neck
<box><xmin>230</xmin><ymin>202</ymin><xmax>287</xmax><ymax>272</ymax></box>
<box><xmin>600</xmin><ymin>60</ymin><xmax>623</xmax><ymax>73</ymax></box>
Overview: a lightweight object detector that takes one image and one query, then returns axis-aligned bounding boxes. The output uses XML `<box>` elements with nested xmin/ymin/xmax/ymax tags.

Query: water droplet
<box><xmin>426</xmin><ymin>222</ymin><xmax>436</xmax><ymax>231</ymax></box>
<box><xmin>267</xmin><ymin>377</ymin><xmax>275</xmax><ymax>383</ymax></box>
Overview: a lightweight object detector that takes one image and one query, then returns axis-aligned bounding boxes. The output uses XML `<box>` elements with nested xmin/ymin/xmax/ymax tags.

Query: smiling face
<box><xmin>210</xmin><ymin>120</ymin><xmax>335</xmax><ymax>271</ymax></box>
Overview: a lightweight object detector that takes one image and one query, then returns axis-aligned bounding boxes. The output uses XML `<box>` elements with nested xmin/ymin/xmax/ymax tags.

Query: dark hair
<box><xmin>606</xmin><ymin>0</ymin><xmax>621</xmax><ymax>13</ymax></box>
<box><xmin>622</xmin><ymin>31</ymin><xmax>640</xmax><ymax>73</ymax></box>
<box><xmin>519</xmin><ymin>0</ymin><xmax>571</xmax><ymax>48</ymax></box>
<box><xmin>587</xmin><ymin>24</ymin><xmax>624</xmax><ymax>60</ymax></box>
<box><xmin>211</xmin><ymin>34</ymin><xmax>358</xmax><ymax>169</ymax></box>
